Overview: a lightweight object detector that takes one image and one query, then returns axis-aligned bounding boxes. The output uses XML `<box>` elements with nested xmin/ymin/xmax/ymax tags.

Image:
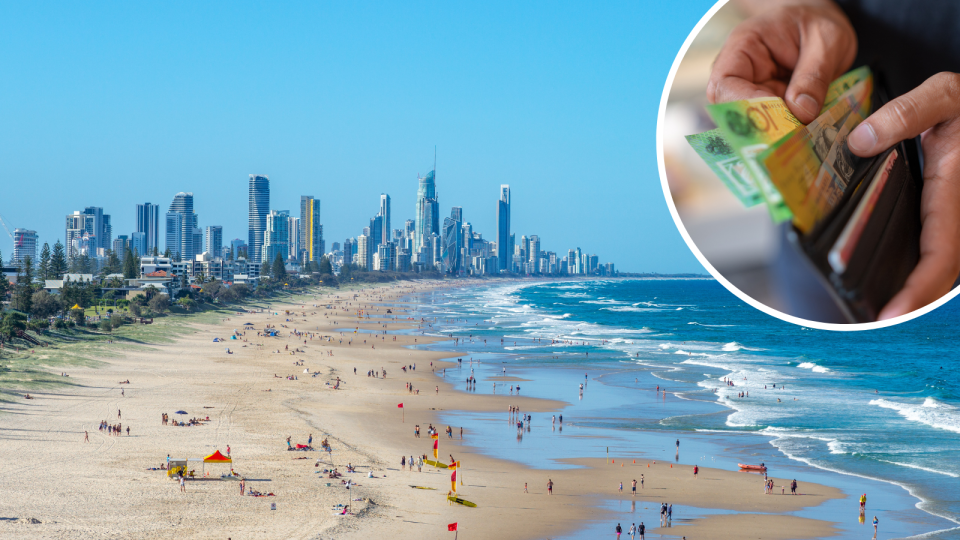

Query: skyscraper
<box><xmin>497</xmin><ymin>185</ymin><xmax>510</xmax><ymax>271</ymax></box>
<box><xmin>165</xmin><ymin>212</ymin><xmax>182</xmax><ymax>258</ymax></box>
<box><xmin>357</xmin><ymin>234</ymin><xmax>370</xmax><ymax>271</ymax></box>
<box><xmin>80</xmin><ymin>207</ymin><xmax>111</xmax><ymax>254</ymax></box>
<box><xmin>261</xmin><ymin>210</ymin><xmax>290</xmax><ymax>265</ymax></box>
<box><xmin>369</xmin><ymin>215</ymin><xmax>383</xmax><ymax>248</ymax></box>
<box><xmin>167</xmin><ymin>192</ymin><xmax>197</xmax><ymax>260</ymax></box>
<box><xmin>441</xmin><ymin>207</ymin><xmax>463</xmax><ymax>274</ymax></box>
<box><xmin>248</xmin><ymin>175</ymin><xmax>270</xmax><ymax>264</ymax></box>
<box><xmin>130</xmin><ymin>232</ymin><xmax>146</xmax><ymax>257</ymax></box>
<box><xmin>415</xmin><ymin>170</ymin><xmax>439</xmax><ymax>251</ymax></box>
<box><xmin>112</xmin><ymin>235</ymin><xmax>130</xmax><ymax>260</ymax></box>
<box><xmin>379</xmin><ymin>194</ymin><xmax>391</xmax><ymax>244</ymax></box>
<box><xmin>12</xmin><ymin>229</ymin><xmax>38</xmax><ymax>265</ymax></box>
<box><xmin>286</xmin><ymin>216</ymin><xmax>300</xmax><ymax>261</ymax></box>
<box><xmin>65</xmin><ymin>211</ymin><xmax>84</xmax><ymax>259</ymax></box>
<box><xmin>136</xmin><ymin>203</ymin><xmax>160</xmax><ymax>255</ymax></box>
<box><xmin>205</xmin><ymin>226</ymin><xmax>223</xmax><ymax>258</ymax></box>
<box><xmin>300</xmin><ymin>196</ymin><xmax>323</xmax><ymax>263</ymax></box>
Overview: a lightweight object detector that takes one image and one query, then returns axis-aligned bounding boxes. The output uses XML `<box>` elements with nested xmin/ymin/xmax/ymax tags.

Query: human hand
<box><xmin>846</xmin><ymin>73</ymin><xmax>960</xmax><ymax>320</ymax></box>
<box><xmin>707</xmin><ymin>0</ymin><xmax>857</xmax><ymax>124</ymax></box>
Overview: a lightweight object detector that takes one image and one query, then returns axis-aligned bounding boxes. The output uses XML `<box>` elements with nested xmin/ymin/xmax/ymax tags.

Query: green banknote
<box><xmin>685</xmin><ymin>129</ymin><xmax>762</xmax><ymax>207</ymax></box>
<box><xmin>820</xmin><ymin>66</ymin><xmax>872</xmax><ymax>114</ymax></box>
<box><xmin>706</xmin><ymin>97</ymin><xmax>803</xmax><ymax>222</ymax></box>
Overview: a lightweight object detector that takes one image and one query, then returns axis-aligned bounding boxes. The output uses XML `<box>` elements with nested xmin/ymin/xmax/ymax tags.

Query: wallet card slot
<box><xmin>831</xmin><ymin>145</ymin><xmax>921</xmax><ymax>321</ymax></box>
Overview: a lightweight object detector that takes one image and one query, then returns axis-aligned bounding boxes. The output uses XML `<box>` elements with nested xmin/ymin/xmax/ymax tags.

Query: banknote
<box><xmin>685</xmin><ymin>130</ymin><xmax>762</xmax><ymax>207</ymax></box>
<box><xmin>820</xmin><ymin>66</ymin><xmax>872</xmax><ymax>114</ymax></box>
<box><xmin>706</xmin><ymin>97</ymin><xmax>804</xmax><ymax>222</ymax></box>
<box><xmin>758</xmin><ymin>77</ymin><xmax>873</xmax><ymax>232</ymax></box>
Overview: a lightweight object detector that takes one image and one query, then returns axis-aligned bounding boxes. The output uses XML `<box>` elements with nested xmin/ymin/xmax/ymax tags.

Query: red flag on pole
<box><xmin>448</xmin><ymin>522</ymin><xmax>458</xmax><ymax>531</ymax></box>
<box><xmin>397</xmin><ymin>403</ymin><xmax>403</xmax><ymax>408</ymax></box>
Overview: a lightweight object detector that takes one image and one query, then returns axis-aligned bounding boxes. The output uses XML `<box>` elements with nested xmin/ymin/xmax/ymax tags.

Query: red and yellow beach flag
<box><xmin>448</xmin><ymin>522</ymin><xmax>458</xmax><ymax>531</ymax></box>
<box><xmin>450</xmin><ymin>461</ymin><xmax>459</xmax><ymax>492</ymax></box>
<box><xmin>431</xmin><ymin>433</ymin><xmax>439</xmax><ymax>439</ymax></box>
<box><xmin>433</xmin><ymin>438</ymin><xmax>439</xmax><ymax>459</ymax></box>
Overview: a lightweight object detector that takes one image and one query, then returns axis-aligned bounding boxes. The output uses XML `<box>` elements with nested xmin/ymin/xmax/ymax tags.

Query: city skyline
<box><xmin>0</xmin><ymin>2</ymin><xmax>712</xmax><ymax>273</ymax></box>
<box><xmin>3</xmin><ymin>163</ymin><xmax>617</xmax><ymax>279</ymax></box>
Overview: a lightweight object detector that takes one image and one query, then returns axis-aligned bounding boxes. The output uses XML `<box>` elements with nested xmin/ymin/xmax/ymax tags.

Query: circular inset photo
<box><xmin>657</xmin><ymin>0</ymin><xmax>960</xmax><ymax>329</ymax></box>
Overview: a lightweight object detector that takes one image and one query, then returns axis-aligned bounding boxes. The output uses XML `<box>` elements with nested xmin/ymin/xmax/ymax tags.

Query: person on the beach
<box><xmin>640</xmin><ymin>475</ymin><xmax>644</xmax><ymax>489</ymax></box>
<box><xmin>629</xmin><ymin>523</ymin><xmax>636</xmax><ymax>539</ymax></box>
<box><xmin>179</xmin><ymin>474</ymin><xmax>186</xmax><ymax>493</ymax></box>
<box><xmin>873</xmin><ymin>516</ymin><xmax>878</xmax><ymax>536</ymax></box>
<box><xmin>693</xmin><ymin>465</ymin><xmax>698</xmax><ymax>478</ymax></box>
<box><xmin>632</xmin><ymin>479</ymin><xmax>637</xmax><ymax>495</ymax></box>
<box><xmin>616</xmin><ymin>523</ymin><xmax>622</xmax><ymax>538</ymax></box>
<box><xmin>524</xmin><ymin>482</ymin><xmax>528</xmax><ymax>493</ymax></box>
<box><xmin>860</xmin><ymin>493</ymin><xmax>867</xmax><ymax>514</ymax></box>
<box><xmin>619</xmin><ymin>482</ymin><xmax>623</xmax><ymax>493</ymax></box>
<box><xmin>638</xmin><ymin>522</ymin><xmax>645</xmax><ymax>539</ymax></box>
<box><xmin>791</xmin><ymin>479</ymin><xmax>797</xmax><ymax>495</ymax></box>
<box><xmin>668</xmin><ymin>503</ymin><xmax>672</xmax><ymax>520</ymax></box>
<box><xmin>84</xmin><ymin>431</ymin><xmax>89</xmax><ymax>442</ymax></box>
<box><xmin>547</xmin><ymin>479</ymin><xmax>553</xmax><ymax>494</ymax></box>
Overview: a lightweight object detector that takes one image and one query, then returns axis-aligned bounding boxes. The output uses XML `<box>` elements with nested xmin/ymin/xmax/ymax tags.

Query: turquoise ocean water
<box><xmin>402</xmin><ymin>279</ymin><xmax>960</xmax><ymax>538</ymax></box>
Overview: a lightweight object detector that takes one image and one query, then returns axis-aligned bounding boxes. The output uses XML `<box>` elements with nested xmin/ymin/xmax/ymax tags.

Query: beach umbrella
<box><xmin>176</xmin><ymin>410</ymin><xmax>187</xmax><ymax>415</ymax></box>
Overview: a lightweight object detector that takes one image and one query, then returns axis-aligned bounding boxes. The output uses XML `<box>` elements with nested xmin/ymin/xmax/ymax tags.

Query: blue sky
<box><xmin>0</xmin><ymin>1</ymin><xmax>713</xmax><ymax>273</ymax></box>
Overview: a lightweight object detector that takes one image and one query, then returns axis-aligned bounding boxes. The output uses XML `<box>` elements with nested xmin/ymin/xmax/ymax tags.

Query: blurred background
<box><xmin>662</xmin><ymin>3</ymin><xmax>787</xmax><ymax>311</ymax></box>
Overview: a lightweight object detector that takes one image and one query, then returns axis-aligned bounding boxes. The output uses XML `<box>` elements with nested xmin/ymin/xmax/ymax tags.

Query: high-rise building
<box><xmin>112</xmin><ymin>235</ymin><xmax>130</xmax><ymax>260</ymax></box>
<box><xmin>165</xmin><ymin>212</ymin><xmax>183</xmax><ymax>258</ymax></box>
<box><xmin>136</xmin><ymin>203</ymin><xmax>160</xmax><ymax>255</ymax></box>
<box><xmin>130</xmin><ymin>232</ymin><xmax>147</xmax><ymax>257</ymax></box>
<box><xmin>65</xmin><ymin>211</ymin><xmax>85</xmax><ymax>259</ymax></box>
<box><xmin>497</xmin><ymin>185</ymin><xmax>510</xmax><ymax>271</ymax></box>
<box><xmin>369</xmin><ymin>215</ymin><xmax>384</xmax><ymax>248</ymax></box>
<box><xmin>528</xmin><ymin>235</ymin><xmax>540</xmax><ymax>268</ymax></box>
<box><xmin>286</xmin><ymin>216</ymin><xmax>300</xmax><ymax>261</ymax></box>
<box><xmin>248</xmin><ymin>175</ymin><xmax>270</xmax><ymax>264</ymax></box>
<box><xmin>167</xmin><ymin>192</ymin><xmax>197</xmax><ymax>260</ymax></box>
<box><xmin>379</xmin><ymin>194</ymin><xmax>391</xmax><ymax>244</ymax></box>
<box><xmin>343</xmin><ymin>238</ymin><xmax>355</xmax><ymax>267</ymax></box>
<box><xmin>415</xmin><ymin>170</ymin><xmax>439</xmax><ymax>251</ymax></box>
<box><xmin>262</xmin><ymin>210</ymin><xmax>290</xmax><ymax>265</ymax></box>
<box><xmin>332</xmin><ymin>242</ymin><xmax>341</xmax><ymax>253</ymax></box>
<box><xmin>230</xmin><ymin>239</ymin><xmax>247</xmax><ymax>259</ymax></box>
<box><xmin>357</xmin><ymin>234</ymin><xmax>370</xmax><ymax>271</ymax></box>
<box><xmin>78</xmin><ymin>207</ymin><xmax>111</xmax><ymax>254</ymax></box>
<box><xmin>12</xmin><ymin>229</ymin><xmax>38</xmax><ymax>265</ymax></box>
<box><xmin>299</xmin><ymin>196</ymin><xmax>323</xmax><ymax>263</ymax></box>
<box><xmin>205</xmin><ymin>226</ymin><xmax>223</xmax><ymax>257</ymax></box>
<box><xmin>441</xmin><ymin>207</ymin><xmax>463</xmax><ymax>274</ymax></box>
<box><xmin>375</xmin><ymin>242</ymin><xmax>396</xmax><ymax>271</ymax></box>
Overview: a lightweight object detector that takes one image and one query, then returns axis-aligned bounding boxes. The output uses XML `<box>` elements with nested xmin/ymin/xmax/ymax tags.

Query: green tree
<box><xmin>272</xmin><ymin>253</ymin><xmax>287</xmax><ymax>282</ymax></box>
<box><xmin>51</xmin><ymin>240</ymin><xmax>68</xmax><ymax>278</ymax></box>
<box><xmin>101</xmin><ymin>249</ymin><xmax>122</xmax><ymax>277</ymax></box>
<box><xmin>260</xmin><ymin>261</ymin><xmax>271</xmax><ymax>279</ymax></box>
<box><xmin>0</xmin><ymin>249</ymin><xmax>8</xmax><ymax>302</ymax></box>
<box><xmin>38</xmin><ymin>243</ymin><xmax>52</xmax><ymax>281</ymax></box>
<box><xmin>31</xmin><ymin>290</ymin><xmax>62</xmax><ymax>318</ymax></box>
<box><xmin>176</xmin><ymin>297</ymin><xmax>195</xmax><ymax>311</ymax></box>
<box><xmin>163</xmin><ymin>247</ymin><xmax>172</xmax><ymax>259</ymax></box>
<box><xmin>69</xmin><ymin>307</ymin><xmax>85</xmax><ymax>326</ymax></box>
<box><xmin>13</xmin><ymin>257</ymin><xmax>34</xmax><ymax>315</ymax></box>
<box><xmin>0</xmin><ymin>311</ymin><xmax>27</xmax><ymax>340</ymax></box>
<box><xmin>318</xmin><ymin>256</ymin><xmax>332</xmax><ymax>275</ymax></box>
<box><xmin>123</xmin><ymin>248</ymin><xmax>139</xmax><ymax>279</ymax></box>
<box><xmin>148</xmin><ymin>294</ymin><xmax>170</xmax><ymax>314</ymax></box>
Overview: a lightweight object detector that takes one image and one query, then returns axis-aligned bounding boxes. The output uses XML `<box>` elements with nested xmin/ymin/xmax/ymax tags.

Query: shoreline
<box><xmin>0</xmin><ymin>279</ymin><xmax>930</xmax><ymax>539</ymax></box>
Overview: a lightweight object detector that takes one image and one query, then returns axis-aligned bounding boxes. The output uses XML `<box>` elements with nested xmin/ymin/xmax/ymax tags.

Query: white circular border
<box><xmin>656</xmin><ymin>0</ymin><xmax>960</xmax><ymax>331</ymax></box>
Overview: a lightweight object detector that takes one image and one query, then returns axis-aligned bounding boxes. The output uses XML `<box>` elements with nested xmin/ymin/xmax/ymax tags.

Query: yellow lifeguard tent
<box><xmin>71</xmin><ymin>304</ymin><xmax>82</xmax><ymax>310</ymax></box>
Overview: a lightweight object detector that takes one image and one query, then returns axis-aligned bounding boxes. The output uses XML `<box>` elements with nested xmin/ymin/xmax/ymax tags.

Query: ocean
<box><xmin>403</xmin><ymin>279</ymin><xmax>960</xmax><ymax>538</ymax></box>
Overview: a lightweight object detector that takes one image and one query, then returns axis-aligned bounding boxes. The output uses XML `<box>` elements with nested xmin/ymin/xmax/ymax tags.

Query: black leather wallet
<box><xmin>788</xmin><ymin>76</ymin><xmax>923</xmax><ymax>323</ymax></box>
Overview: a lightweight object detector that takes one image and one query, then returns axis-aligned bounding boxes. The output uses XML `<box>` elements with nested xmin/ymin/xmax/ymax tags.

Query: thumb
<box><xmin>848</xmin><ymin>72</ymin><xmax>960</xmax><ymax>157</ymax></box>
<box><xmin>783</xmin><ymin>13</ymin><xmax>857</xmax><ymax>124</ymax></box>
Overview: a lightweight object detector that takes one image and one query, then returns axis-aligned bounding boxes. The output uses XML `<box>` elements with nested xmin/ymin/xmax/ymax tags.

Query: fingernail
<box><xmin>848</xmin><ymin>123</ymin><xmax>878</xmax><ymax>153</ymax></box>
<box><xmin>793</xmin><ymin>94</ymin><xmax>818</xmax><ymax>118</ymax></box>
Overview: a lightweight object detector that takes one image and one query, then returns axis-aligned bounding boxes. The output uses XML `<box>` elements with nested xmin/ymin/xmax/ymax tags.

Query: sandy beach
<box><xmin>0</xmin><ymin>281</ymin><xmax>845</xmax><ymax>539</ymax></box>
